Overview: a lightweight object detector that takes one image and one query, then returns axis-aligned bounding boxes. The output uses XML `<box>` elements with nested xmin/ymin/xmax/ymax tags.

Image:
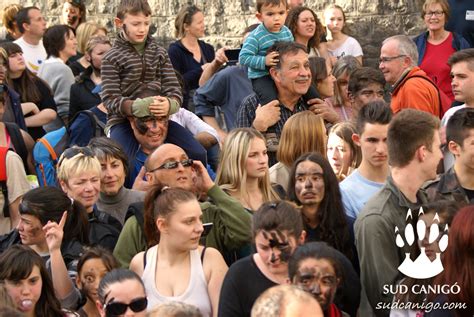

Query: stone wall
<box><xmin>1</xmin><ymin>0</ymin><xmax>427</xmax><ymax>67</ymax></box>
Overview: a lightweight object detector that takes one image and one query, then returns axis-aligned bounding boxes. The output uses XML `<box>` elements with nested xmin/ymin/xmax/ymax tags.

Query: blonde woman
<box><xmin>68</xmin><ymin>22</ymin><xmax>108</xmax><ymax>76</ymax></box>
<box><xmin>216</xmin><ymin>128</ymin><xmax>280</xmax><ymax>213</ymax></box>
<box><xmin>270</xmin><ymin>111</ymin><xmax>327</xmax><ymax>192</ymax></box>
<box><xmin>57</xmin><ymin>146</ymin><xmax>122</xmax><ymax>250</ymax></box>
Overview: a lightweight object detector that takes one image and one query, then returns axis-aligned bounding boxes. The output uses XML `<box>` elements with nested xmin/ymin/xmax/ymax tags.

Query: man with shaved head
<box><xmin>113</xmin><ymin>143</ymin><xmax>252</xmax><ymax>267</ymax></box>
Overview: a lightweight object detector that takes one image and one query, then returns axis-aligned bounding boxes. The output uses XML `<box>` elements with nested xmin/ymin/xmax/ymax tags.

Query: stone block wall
<box><xmin>1</xmin><ymin>0</ymin><xmax>427</xmax><ymax>67</ymax></box>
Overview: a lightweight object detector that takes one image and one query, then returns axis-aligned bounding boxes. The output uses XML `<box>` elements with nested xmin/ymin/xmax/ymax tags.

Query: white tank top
<box><xmin>142</xmin><ymin>245</ymin><xmax>212</xmax><ymax>316</ymax></box>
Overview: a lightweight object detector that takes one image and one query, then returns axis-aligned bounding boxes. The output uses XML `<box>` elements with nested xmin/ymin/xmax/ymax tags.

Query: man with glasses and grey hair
<box><xmin>379</xmin><ymin>34</ymin><xmax>441</xmax><ymax>117</ymax></box>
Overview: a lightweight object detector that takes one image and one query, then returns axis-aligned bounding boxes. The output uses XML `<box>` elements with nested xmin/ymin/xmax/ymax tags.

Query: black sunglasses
<box><xmin>104</xmin><ymin>297</ymin><xmax>148</xmax><ymax>316</ymax></box>
<box><xmin>148</xmin><ymin>159</ymin><xmax>193</xmax><ymax>173</ymax></box>
<box><xmin>62</xmin><ymin>147</ymin><xmax>94</xmax><ymax>160</ymax></box>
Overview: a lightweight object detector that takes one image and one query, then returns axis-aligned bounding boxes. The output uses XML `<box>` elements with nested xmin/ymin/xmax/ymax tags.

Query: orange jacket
<box><xmin>390</xmin><ymin>67</ymin><xmax>440</xmax><ymax>117</ymax></box>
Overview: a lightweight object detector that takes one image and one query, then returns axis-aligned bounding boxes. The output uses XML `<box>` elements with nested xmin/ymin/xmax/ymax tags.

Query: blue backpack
<box><xmin>33</xmin><ymin>127</ymin><xmax>69</xmax><ymax>187</ymax></box>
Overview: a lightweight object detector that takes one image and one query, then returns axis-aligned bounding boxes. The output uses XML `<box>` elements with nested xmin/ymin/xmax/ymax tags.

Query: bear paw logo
<box><xmin>395</xmin><ymin>208</ymin><xmax>448</xmax><ymax>279</ymax></box>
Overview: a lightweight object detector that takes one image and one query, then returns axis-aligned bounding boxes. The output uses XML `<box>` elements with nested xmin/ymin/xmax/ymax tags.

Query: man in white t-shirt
<box><xmin>440</xmin><ymin>48</ymin><xmax>474</xmax><ymax>170</ymax></box>
<box><xmin>340</xmin><ymin>101</ymin><xmax>392</xmax><ymax>220</ymax></box>
<box><xmin>13</xmin><ymin>6</ymin><xmax>47</xmax><ymax>74</ymax></box>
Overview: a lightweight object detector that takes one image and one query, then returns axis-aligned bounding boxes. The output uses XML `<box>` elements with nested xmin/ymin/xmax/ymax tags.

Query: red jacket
<box><xmin>390</xmin><ymin>67</ymin><xmax>440</xmax><ymax>117</ymax></box>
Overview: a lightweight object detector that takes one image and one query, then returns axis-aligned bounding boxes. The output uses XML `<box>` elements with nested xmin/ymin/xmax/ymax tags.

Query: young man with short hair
<box><xmin>355</xmin><ymin>109</ymin><xmax>442</xmax><ymax>316</ymax></box>
<box><xmin>347</xmin><ymin>67</ymin><xmax>386</xmax><ymax>114</ymax></box>
<box><xmin>441</xmin><ymin>48</ymin><xmax>474</xmax><ymax>124</ymax></box>
<box><xmin>340</xmin><ymin>101</ymin><xmax>392</xmax><ymax>219</ymax></box>
<box><xmin>439</xmin><ymin>48</ymin><xmax>474</xmax><ymax>170</ymax></box>
<box><xmin>425</xmin><ymin>107</ymin><xmax>474</xmax><ymax>203</ymax></box>
<box><xmin>13</xmin><ymin>6</ymin><xmax>47</xmax><ymax>74</ymax></box>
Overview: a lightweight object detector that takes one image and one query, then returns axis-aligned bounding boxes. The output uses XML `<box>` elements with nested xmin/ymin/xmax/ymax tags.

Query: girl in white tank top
<box><xmin>129</xmin><ymin>185</ymin><xmax>228</xmax><ymax>317</ymax></box>
<box><xmin>142</xmin><ymin>245</ymin><xmax>211</xmax><ymax>315</ymax></box>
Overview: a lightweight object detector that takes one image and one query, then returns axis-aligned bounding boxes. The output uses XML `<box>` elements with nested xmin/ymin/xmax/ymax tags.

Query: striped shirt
<box><xmin>101</xmin><ymin>32</ymin><xmax>182</xmax><ymax>128</ymax></box>
<box><xmin>239</xmin><ymin>23</ymin><xmax>294</xmax><ymax>79</ymax></box>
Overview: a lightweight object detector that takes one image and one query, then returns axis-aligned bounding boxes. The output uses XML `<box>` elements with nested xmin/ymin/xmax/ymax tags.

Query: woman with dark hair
<box><xmin>12</xmin><ymin>186</ymin><xmax>89</xmax><ymax>261</ymax></box>
<box><xmin>289</xmin><ymin>242</ymin><xmax>361</xmax><ymax>317</ymax></box>
<box><xmin>61</xmin><ymin>0</ymin><xmax>86</xmax><ymax>31</ymax></box>
<box><xmin>327</xmin><ymin>122</ymin><xmax>361</xmax><ymax>181</ymax></box>
<box><xmin>0</xmin><ymin>244</ymin><xmax>75</xmax><ymax>316</ymax></box>
<box><xmin>130</xmin><ymin>184</ymin><xmax>227</xmax><ymax>316</ymax></box>
<box><xmin>424</xmin><ymin>205</ymin><xmax>473</xmax><ymax>316</ymax></box>
<box><xmin>287</xmin><ymin>152</ymin><xmax>357</xmax><ymax>269</ymax></box>
<box><xmin>75</xmin><ymin>246</ymin><xmax>119</xmax><ymax>317</ymax></box>
<box><xmin>285</xmin><ymin>6</ymin><xmax>329</xmax><ymax>59</ymax></box>
<box><xmin>0</xmin><ymin>46</ymin><xmax>28</xmax><ymax>132</ymax></box>
<box><xmin>168</xmin><ymin>5</ymin><xmax>226</xmax><ymax>111</ymax></box>
<box><xmin>89</xmin><ymin>137</ymin><xmax>145</xmax><ymax>225</ymax></box>
<box><xmin>38</xmin><ymin>24</ymin><xmax>77</xmax><ymax>127</ymax></box>
<box><xmin>218</xmin><ymin>201</ymin><xmax>306</xmax><ymax>317</ymax></box>
<box><xmin>309</xmin><ymin>56</ymin><xmax>336</xmax><ymax>100</ymax></box>
<box><xmin>97</xmin><ymin>268</ymin><xmax>147</xmax><ymax>317</ymax></box>
<box><xmin>1</xmin><ymin>42</ymin><xmax>57</xmax><ymax>140</ymax></box>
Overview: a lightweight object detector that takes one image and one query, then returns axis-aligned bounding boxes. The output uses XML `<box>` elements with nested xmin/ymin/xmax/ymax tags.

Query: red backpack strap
<box><xmin>0</xmin><ymin>146</ymin><xmax>8</xmax><ymax>181</ymax></box>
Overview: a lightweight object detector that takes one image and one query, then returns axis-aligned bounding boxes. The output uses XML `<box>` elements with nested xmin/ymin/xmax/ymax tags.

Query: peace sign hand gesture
<box><xmin>43</xmin><ymin>211</ymin><xmax>67</xmax><ymax>253</ymax></box>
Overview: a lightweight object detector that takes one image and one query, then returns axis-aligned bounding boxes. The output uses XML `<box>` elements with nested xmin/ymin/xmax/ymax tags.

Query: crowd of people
<box><xmin>0</xmin><ymin>0</ymin><xmax>473</xmax><ymax>316</ymax></box>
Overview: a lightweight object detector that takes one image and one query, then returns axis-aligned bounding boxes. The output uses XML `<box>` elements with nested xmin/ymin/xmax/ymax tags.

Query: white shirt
<box><xmin>14</xmin><ymin>37</ymin><xmax>47</xmax><ymax>74</ymax></box>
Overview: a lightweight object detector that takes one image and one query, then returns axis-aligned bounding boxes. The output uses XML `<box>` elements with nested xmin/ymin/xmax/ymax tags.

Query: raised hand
<box><xmin>43</xmin><ymin>211</ymin><xmax>67</xmax><ymax>253</ymax></box>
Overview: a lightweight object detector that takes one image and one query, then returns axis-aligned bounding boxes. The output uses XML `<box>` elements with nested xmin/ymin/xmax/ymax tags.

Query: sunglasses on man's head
<box><xmin>148</xmin><ymin>158</ymin><xmax>194</xmax><ymax>173</ymax></box>
<box><xmin>104</xmin><ymin>297</ymin><xmax>147</xmax><ymax>316</ymax></box>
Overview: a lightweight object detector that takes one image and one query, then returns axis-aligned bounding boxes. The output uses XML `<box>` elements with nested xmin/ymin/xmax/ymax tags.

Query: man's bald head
<box><xmin>144</xmin><ymin>144</ymin><xmax>194</xmax><ymax>191</ymax></box>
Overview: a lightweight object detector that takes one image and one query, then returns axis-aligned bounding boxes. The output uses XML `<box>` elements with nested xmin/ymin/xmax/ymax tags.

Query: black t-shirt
<box><xmin>218</xmin><ymin>254</ymin><xmax>277</xmax><ymax>317</ymax></box>
<box><xmin>12</xmin><ymin>77</ymin><xmax>57</xmax><ymax>140</ymax></box>
<box><xmin>462</xmin><ymin>187</ymin><xmax>474</xmax><ymax>202</ymax></box>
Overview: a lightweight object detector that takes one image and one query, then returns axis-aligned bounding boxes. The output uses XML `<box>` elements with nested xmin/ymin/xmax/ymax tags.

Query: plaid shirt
<box><xmin>424</xmin><ymin>167</ymin><xmax>472</xmax><ymax>204</ymax></box>
<box><xmin>236</xmin><ymin>93</ymin><xmax>309</xmax><ymax>136</ymax></box>
<box><xmin>236</xmin><ymin>93</ymin><xmax>309</xmax><ymax>165</ymax></box>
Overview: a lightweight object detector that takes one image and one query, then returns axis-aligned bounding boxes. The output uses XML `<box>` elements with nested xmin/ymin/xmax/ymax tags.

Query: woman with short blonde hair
<box><xmin>57</xmin><ymin>146</ymin><xmax>121</xmax><ymax>251</ymax></box>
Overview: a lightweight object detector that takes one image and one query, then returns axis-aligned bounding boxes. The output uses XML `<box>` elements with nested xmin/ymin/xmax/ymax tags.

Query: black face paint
<box><xmin>262</xmin><ymin>230</ymin><xmax>292</xmax><ymax>263</ymax></box>
<box><xmin>135</xmin><ymin>118</ymin><xmax>149</xmax><ymax>134</ymax></box>
<box><xmin>70</xmin><ymin>15</ymin><xmax>78</xmax><ymax>25</ymax></box>
<box><xmin>135</xmin><ymin>117</ymin><xmax>159</xmax><ymax>135</ymax></box>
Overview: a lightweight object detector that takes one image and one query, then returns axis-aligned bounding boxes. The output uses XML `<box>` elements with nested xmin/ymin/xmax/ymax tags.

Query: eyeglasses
<box><xmin>379</xmin><ymin>55</ymin><xmax>406</xmax><ymax>64</ymax></box>
<box><xmin>424</xmin><ymin>11</ymin><xmax>444</xmax><ymax>18</ymax></box>
<box><xmin>104</xmin><ymin>297</ymin><xmax>148</xmax><ymax>316</ymax></box>
<box><xmin>148</xmin><ymin>158</ymin><xmax>193</xmax><ymax>173</ymax></box>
